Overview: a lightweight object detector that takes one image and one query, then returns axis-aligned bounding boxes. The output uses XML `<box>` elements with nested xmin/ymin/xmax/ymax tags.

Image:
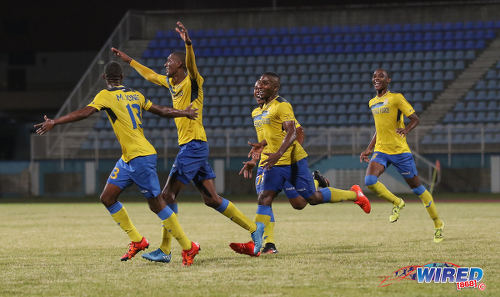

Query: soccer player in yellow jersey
<box><xmin>231</xmin><ymin>73</ymin><xmax>371</xmax><ymax>256</ymax></box>
<box><xmin>360</xmin><ymin>69</ymin><xmax>444</xmax><ymax>242</ymax></box>
<box><xmin>112</xmin><ymin>21</ymin><xmax>265</xmax><ymax>259</ymax></box>
<box><xmin>236</xmin><ymin>80</ymin><xmax>331</xmax><ymax>254</ymax></box>
<box><xmin>34</xmin><ymin>61</ymin><xmax>202</xmax><ymax>265</ymax></box>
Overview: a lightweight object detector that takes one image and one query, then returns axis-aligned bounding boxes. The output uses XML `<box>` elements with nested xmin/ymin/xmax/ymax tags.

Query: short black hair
<box><xmin>172</xmin><ymin>51</ymin><xmax>187</xmax><ymax>70</ymax></box>
<box><xmin>375</xmin><ymin>68</ymin><xmax>391</xmax><ymax>78</ymax></box>
<box><xmin>261</xmin><ymin>72</ymin><xmax>281</xmax><ymax>89</ymax></box>
<box><xmin>104</xmin><ymin>62</ymin><xmax>123</xmax><ymax>80</ymax></box>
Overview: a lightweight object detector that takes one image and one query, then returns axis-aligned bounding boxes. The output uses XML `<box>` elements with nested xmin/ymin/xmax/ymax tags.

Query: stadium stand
<box><xmin>87</xmin><ymin>20</ymin><xmax>500</xmax><ymax>150</ymax></box>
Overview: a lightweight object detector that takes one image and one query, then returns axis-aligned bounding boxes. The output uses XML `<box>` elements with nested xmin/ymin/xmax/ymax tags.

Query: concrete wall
<box><xmin>129</xmin><ymin>2</ymin><xmax>500</xmax><ymax>39</ymax></box>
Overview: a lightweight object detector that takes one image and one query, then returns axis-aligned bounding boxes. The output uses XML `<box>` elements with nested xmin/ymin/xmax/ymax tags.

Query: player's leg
<box><xmin>155</xmin><ymin>173</ymin><xmax>186</xmax><ymax>260</ymax></box>
<box><xmin>291</xmin><ymin>159</ymin><xmax>370</xmax><ymax>213</ymax></box>
<box><xmin>229</xmin><ymin>167</ymin><xmax>284</xmax><ymax>256</ymax></box>
<box><xmin>398</xmin><ymin>155</ymin><xmax>444</xmax><ymax>242</ymax></box>
<box><xmin>101</xmin><ymin>159</ymin><xmax>148</xmax><ymax>261</ymax></box>
<box><xmin>364</xmin><ymin>152</ymin><xmax>404</xmax><ymax>221</ymax></box>
<box><xmin>133</xmin><ymin>155</ymin><xmax>198</xmax><ymax>265</ymax></box>
<box><xmin>194</xmin><ymin>178</ymin><xmax>258</xmax><ymax>233</ymax></box>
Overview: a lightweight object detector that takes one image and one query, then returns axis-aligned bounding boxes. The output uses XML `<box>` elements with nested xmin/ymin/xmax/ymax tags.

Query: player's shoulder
<box><xmin>389</xmin><ymin>91</ymin><xmax>405</xmax><ymax>100</ymax></box>
<box><xmin>275</xmin><ymin>96</ymin><xmax>289</xmax><ymax>104</ymax></box>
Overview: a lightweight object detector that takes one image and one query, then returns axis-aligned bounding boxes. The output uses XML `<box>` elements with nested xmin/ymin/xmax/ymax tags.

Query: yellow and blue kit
<box><xmin>88</xmin><ymin>85</ymin><xmax>161</xmax><ymax>198</ymax></box>
<box><xmin>130</xmin><ymin>43</ymin><xmax>215</xmax><ymax>185</ymax></box>
<box><xmin>368</xmin><ymin>91</ymin><xmax>418</xmax><ymax>178</ymax></box>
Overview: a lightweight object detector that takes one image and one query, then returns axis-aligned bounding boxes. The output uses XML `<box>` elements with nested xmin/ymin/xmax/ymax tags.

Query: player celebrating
<box><xmin>237</xmin><ymin>79</ymin><xmax>331</xmax><ymax>254</ymax></box>
<box><xmin>34</xmin><ymin>61</ymin><xmax>201</xmax><ymax>266</ymax></box>
<box><xmin>360</xmin><ymin>69</ymin><xmax>444</xmax><ymax>242</ymax></box>
<box><xmin>112</xmin><ymin>21</ymin><xmax>264</xmax><ymax>260</ymax></box>
<box><xmin>231</xmin><ymin>72</ymin><xmax>371</xmax><ymax>257</ymax></box>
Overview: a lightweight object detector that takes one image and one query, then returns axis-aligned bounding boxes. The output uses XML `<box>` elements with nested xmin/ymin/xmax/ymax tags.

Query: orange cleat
<box><xmin>351</xmin><ymin>185</ymin><xmax>371</xmax><ymax>214</ymax></box>
<box><xmin>120</xmin><ymin>237</ymin><xmax>149</xmax><ymax>261</ymax></box>
<box><xmin>229</xmin><ymin>241</ymin><xmax>260</xmax><ymax>257</ymax></box>
<box><xmin>182</xmin><ymin>241</ymin><xmax>200</xmax><ymax>266</ymax></box>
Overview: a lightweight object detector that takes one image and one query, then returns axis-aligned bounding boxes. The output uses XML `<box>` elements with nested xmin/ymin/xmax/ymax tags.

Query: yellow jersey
<box><xmin>88</xmin><ymin>85</ymin><xmax>156</xmax><ymax>162</ymax></box>
<box><xmin>130</xmin><ymin>43</ymin><xmax>206</xmax><ymax>146</ymax></box>
<box><xmin>259</xmin><ymin>96</ymin><xmax>308</xmax><ymax>166</ymax></box>
<box><xmin>369</xmin><ymin>91</ymin><xmax>415</xmax><ymax>155</ymax></box>
<box><xmin>252</xmin><ymin>105</ymin><xmax>303</xmax><ymax>167</ymax></box>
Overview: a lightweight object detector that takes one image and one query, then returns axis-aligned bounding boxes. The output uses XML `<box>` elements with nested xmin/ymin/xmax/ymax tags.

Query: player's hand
<box><xmin>396</xmin><ymin>128</ymin><xmax>408</xmax><ymax>137</ymax></box>
<box><xmin>360</xmin><ymin>148</ymin><xmax>372</xmax><ymax>163</ymax></box>
<box><xmin>184</xmin><ymin>103</ymin><xmax>198</xmax><ymax>120</ymax></box>
<box><xmin>239</xmin><ymin>159</ymin><xmax>257</xmax><ymax>179</ymax></box>
<box><xmin>34</xmin><ymin>115</ymin><xmax>55</xmax><ymax>135</ymax></box>
<box><xmin>175</xmin><ymin>21</ymin><xmax>191</xmax><ymax>44</ymax></box>
<box><xmin>261</xmin><ymin>152</ymin><xmax>282</xmax><ymax>169</ymax></box>
<box><xmin>247</xmin><ymin>141</ymin><xmax>264</xmax><ymax>159</ymax></box>
<box><xmin>111</xmin><ymin>47</ymin><xmax>132</xmax><ymax>63</ymax></box>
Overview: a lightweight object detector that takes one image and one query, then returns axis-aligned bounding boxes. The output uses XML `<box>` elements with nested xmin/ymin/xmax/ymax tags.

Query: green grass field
<box><xmin>1</xmin><ymin>200</ymin><xmax>498</xmax><ymax>297</ymax></box>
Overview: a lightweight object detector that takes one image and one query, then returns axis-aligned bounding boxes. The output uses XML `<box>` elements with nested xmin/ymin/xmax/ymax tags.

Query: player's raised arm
<box><xmin>176</xmin><ymin>21</ymin><xmax>200</xmax><ymax>80</ymax></box>
<box><xmin>148</xmin><ymin>102</ymin><xmax>198</xmax><ymax>119</ymax></box>
<box><xmin>34</xmin><ymin>106</ymin><xmax>97</xmax><ymax>135</ymax></box>
<box><xmin>111</xmin><ymin>47</ymin><xmax>165</xmax><ymax>86</ymax></box>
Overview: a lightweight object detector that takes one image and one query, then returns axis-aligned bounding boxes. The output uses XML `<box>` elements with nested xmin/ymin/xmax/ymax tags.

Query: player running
<box><xmin>237</xmin><ymin>79</ymin><xmax>331</xmax><ymax>254</ymax></box>
<box><xmin>112</xmin><ymin>21</ymin><xmax>265</xmax><ymax>260</ymax></box>
<box><xmin>231</xmin><ymin>72</ymin><xmax>371</xmax><ymax>257</ymax></box>
<box><xmin>34</xmin><ymin>61</ymin><xmax>201</xmax><ymax>266</ymax></box>
<box><xmin>360</xmin><ymin>69</ymin><xmax>444</xmax><ymax>242</ymax></box>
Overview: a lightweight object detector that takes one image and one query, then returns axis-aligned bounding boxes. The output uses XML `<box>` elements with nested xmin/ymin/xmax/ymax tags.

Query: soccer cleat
<box><xmin>261</xmin><ymin>242</ymin><xmax>279</xmax><ymax>254</ymax></box>
<box><xmin>434</xmin><ymin>222</ymin><xmax>444</xmax><ymax>243</ymax></box>
<box><xmin>120</xmin><ymin>237</ymin><xmax>149</xmax><ymax>261</ymax></box>
<box><xmin>229</xmin><ymin>241</ymin><xmax>260</xmax><ymax>257</ymax></box>
<box><xmin>389</xmin><ymin>199</ymin><xmax>406</xmax><ymax>223</ymax></box>
<box><xmin>142</xmin><ymin>248</ymin><xmax>172</xmax><ymax>263</ymax></box>
<box><xmin>181</xmin><ymin>241</ymin><xmax>200</xmax><ymax>266</ymax></box>
<box><xmin>350</xmin><ymin>185</ymin><xmax>371</xmax><ymax>213</ymax></box>
<box><xmin>313</xmin><ymin>170</ymin><xmax>330</xmax><ymax>188</ymax></box>
<box><xmin>251</xmin><ymin>222</ymin><xmax>265</xmax><ymax>255</ymax></box>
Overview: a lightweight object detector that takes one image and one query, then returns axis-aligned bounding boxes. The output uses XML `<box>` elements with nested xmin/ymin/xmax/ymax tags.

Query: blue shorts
<box><xmin>370</xmin><ymin>151</ymin><xmax>418</xmax><ymax>178</ymax></box>
<box><xmin>261</xmin><ymin>158</ymin><xmax>316</xmax><ymax>199</ymax></box>
<box><xmin>256</xmin><ymin>167</ymin><xmax>300</xmax><ymax>199</ymax></box>
<box><xmin>107</xmin><ymin>154</ymin><xmax>161</xmax><ymax>198</ymax></box>
<box><xmin>170</xmin><ymin>140</ymin><xmax>216</xmax><ymax>184</ymax></box>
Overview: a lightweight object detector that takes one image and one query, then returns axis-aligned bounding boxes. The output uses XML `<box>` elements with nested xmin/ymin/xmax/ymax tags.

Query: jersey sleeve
<box><xmin>141</xmin><ymin>93</ymin><xmax>153</xmax><ymax>111</ymax></box>
<box><xmin>276</xmin><ymin>102</ymin><xmax>296</xmax><ymax>123</ymax></box>
<box><xmin>130</xmin><ymin>60</ymin><xmax>168</xmax><ymax>87</ymax></box>
<box><xmin>397</xmin><ymin>94</ymin><xmax>415</xmax><ymax>117</ymax></box>
<box><xmin>185</xmin><ymin>44</ymin><xmax>203</xmax><ymax>84</ymax></box>
<box><xmin>87</xmin><ymin>91</ymin><xmax>108</xmax><ymax>111</ymax></box>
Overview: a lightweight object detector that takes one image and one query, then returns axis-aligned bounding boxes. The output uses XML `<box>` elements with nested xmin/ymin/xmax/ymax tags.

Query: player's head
<box><xmin>103</xmin><ymin>61</ymin><xmax>123</xmax><ymax>84</ymax></box>
<box><xmin>254</xmin><ymin>80</ymin><xmax>265</xmax><ymax>106</ymax></box>
<box><xmin>257</xmin><ymin>72</ymin><xmax>280</xmax><ymax>101</ymax></box>
<box><xmin>165</xmin><ymin>51</ymin><xmax>186</xmax><ymax>77</ymax></box>
<box><xmin>372</xmin><ymin>68</ymin><xmax>391</xmax><ymax>93</ymax></box>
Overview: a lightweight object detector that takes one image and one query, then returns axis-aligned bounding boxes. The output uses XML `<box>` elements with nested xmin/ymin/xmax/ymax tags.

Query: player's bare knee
<box><xmin>99</xmin><ymin>194</ymin><xmax>115</xmax><ymax>207</ymax></box>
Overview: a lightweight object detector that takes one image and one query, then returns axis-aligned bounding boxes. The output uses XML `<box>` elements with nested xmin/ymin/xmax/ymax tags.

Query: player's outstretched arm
<box><xmin>111</xmin><ymin>47</ymin><xmax>164</xmax><ymax>85</ymax></box>
<box><xmin>176</xmin><ymin>21</ymin><xmax>201</xmax><ymax>81</ymax></box>
<box><xmin>34</xmin><ymin>106</ymin><xmax>97</xmax><ymax>135</ymax></box>
<box><xmin>111</xmin><ymin>48</ymin><xmax>132</xmax><ymax>63</ymax></box>
<box><xmin>148</xmin><ymin>103</ymin><xmax>198</xmax><ymax>119</ymax></box>
<box><xmin>360</xmin><ymin>132</ymin><xmax>376</xmax><ymax>163</ymax></box>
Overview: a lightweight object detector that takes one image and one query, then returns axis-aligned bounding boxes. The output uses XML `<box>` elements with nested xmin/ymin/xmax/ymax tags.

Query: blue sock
<box><xmin>106</xmin><ymin>201</ymin><xmax>123</xmax><ymax>214</ymax></box>
<box><xmin>157</xmin><ymin>206</ymin><xmax>174</xmax><ymax>220</ymax></box>
<box><xmin>168</xmin><ymin>203</ymin><xmax>178</xmax><ymax>214</ymax></box>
